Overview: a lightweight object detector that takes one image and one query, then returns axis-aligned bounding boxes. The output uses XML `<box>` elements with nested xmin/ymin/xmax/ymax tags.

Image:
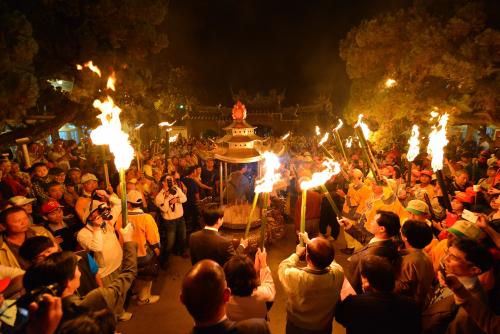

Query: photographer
<box><xmin>76</xmin><ymin>204</ymin><xmax>131</xmax><ymax>321</ymax></box>
<box><xmin>22</xmin><ymin>223</ymin><xmax>137</xmax><ymax>325</ymax></box>
<box><xmin>154</xmin><ymin>174</ymin><xmax>187</xmax><ymax>269</ymax></box>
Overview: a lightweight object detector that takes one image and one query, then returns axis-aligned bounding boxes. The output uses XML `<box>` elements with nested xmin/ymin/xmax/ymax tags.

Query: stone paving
<box><xmin>118</xmin><ymin>224</ymin><xmax>349</xmax><ymax>334</ymax></box>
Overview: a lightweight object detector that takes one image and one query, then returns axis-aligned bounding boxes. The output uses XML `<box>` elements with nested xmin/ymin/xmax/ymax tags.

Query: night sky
<box><xmin>164</xmin><ymin>0</ymin><xmax>412</xmax><ymax>109</ymax></box>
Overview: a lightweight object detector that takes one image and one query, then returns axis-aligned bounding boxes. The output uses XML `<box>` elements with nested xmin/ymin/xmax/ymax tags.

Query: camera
<box><xmin>16</xmin><ymin>283</ymin><xmax>61</xmax><ymax>319</ymax></box>
<box><xmin>94</xmin><ymin>203</ymin><xmax>113</xmax><ymax>221</ymax></box>
<box><xmin>166</xmin><ymin>176</ymin><xmax>177</xmax><ymax>196</ymax></box>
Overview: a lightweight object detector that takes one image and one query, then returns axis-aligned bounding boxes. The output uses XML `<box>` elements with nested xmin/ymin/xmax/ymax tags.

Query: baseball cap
<box><xmin>0</xmin><ymin>277</ymin><xmax>10</xmax><ymax>293</ymax></box>
<box><xmin>127</xmin><ymin>190</ymin><xmax>143</xmax><ymax>204</ymax></box>
<box><xmin>9</xmin><ymin>196</ymin><xmax>36</xmax><ymax>207</ymax></box>
<box><xmin>420</xmin><ymin>170</ymin><xmax>433</xmax><ymax>177</ymax></box>
<box><xmin>448</xmin><ymin>220</ymin><xmax>482</xmax><ymax>240</ymax></box>
<box><xmin>81</xmin><ymin>173</ymin><xmax>98</xmax><ymax>184</ymax></box>
<box><xmin>41</xmin><ymin>200</ymin><xmax>63</xmax><ymax>215</ymax></box>
<box><xmin>406</xmin><ymin>200</ymin><xmax>430</xmax><ymax>216</ymax></box>
<box><xmin>453</xmin><ymin>192</ymin><xmax>473</xmax><ymax>204</ymax></box>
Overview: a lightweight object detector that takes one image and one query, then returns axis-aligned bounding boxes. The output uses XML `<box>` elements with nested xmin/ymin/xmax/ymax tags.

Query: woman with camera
<box><xmin>154</xmin><ymin>174</ymin><xmax>187</xmax><ymax>269</ymax></box>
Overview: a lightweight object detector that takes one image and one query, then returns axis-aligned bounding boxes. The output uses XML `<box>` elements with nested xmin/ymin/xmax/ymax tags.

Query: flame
<box><xmin>385</xmin><ymin>78</ymin><xmax>396</xmax><ymax>88</ymax></box>
<box><xmin>76</xmin><ymin>61</ymin><xmax>102</xmax><ymax>77</ymax></box>
<box><xmin>300</xmin><ymin>158</ymin><xmax>341</xmax><ymax>190</ymax></box>
<box><xmin>346</xmin><ymin>137</ymin><xmax>353</xmax><ymax>148</ymax></box>
<box><xmin>318</xmin><ymin>132</ymin><xmax>329</xmax><ymax>146</ymax></box>
<box><xmin>315</xmin><ymin>126</ymin><xmax>321</xmax><ymax>136</ymax></box>
<box><xmin>354</xmin><ymin>114</ymin><xmax>371</xmax><ymax>139</ymax></box>
<box><xmin>106</xmin><ymin>72</ymin><xmax>116</xmax><ymax>91</ymax></box>
<box><xmin>90</xmin><ymin>96</ymin><xmax>134</xmax><ymax>169</ymax></box>
<box><xmin>333</xmin><ymin>119</ymin><xmax>343</xmax><ymax>132</ymax></box>
<box><xmin>407</xmin><ymin>125</ymin><xmax>420</xmax><ymax>162</ymax></box>
<box><xmin>159</xmin><ymin>121</ymin><xmax>176</xmax><ymax>127</ymax></box>
<box><xmin>169</xmin><ymin>133</ymin><xmax>179</xmax><ymax>143</ymax></box>
<box><xmin>426</xmin><ymin>113</ymin><xmax>449</xmax><ymax>171</ymax></box>
<box><xmin>254</xmin><ymin>151</ymin><xmax>281</xmax><ymax>194</ymax></box>
<box><xmin>280</xmin><ymin>132</ymin><xmax>290</xmax><ymax>140</ymax></box>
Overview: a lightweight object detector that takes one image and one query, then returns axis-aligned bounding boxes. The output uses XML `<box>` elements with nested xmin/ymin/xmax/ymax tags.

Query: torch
<box><xmin>159</xmin><ymin>121</ymin><xmax>176</xmax><ymax>168</ymax></box>
<box><xmin>333</xmin><ymin>120</ymin><xmax>348</xmax><ymax>162</ymax></box>
<box><xmin>299</xmin><ymin>159</ymin><xmax>341</xmax><ymax>246</ymax></box>
<box><xmin>406</xmin><ymin>125</ymin><xmax>420</xmax><ymax>187</ymax></box>
<box><xmin>244</xmin><ymin>152</ymin><xmax>281</xmax><ymax>248</ymax></box>
<box><xmin>354</xmin><ymin>115</ymin><xmax>381</xmax><ymax>184</ymax></box>
<box><xmin>427</xmin><ymin>113</ymin><xmax>452</xmax><ymax>212</ymax></box>
<box><xmin>134</xmin><ymin>123</ymin><xmax>144</xmax><ymax>171</ymax></box>
<box><xmin>87</xmin><ymin>64</ymin><xmax>135</xmax><ymax>227</ymax></box>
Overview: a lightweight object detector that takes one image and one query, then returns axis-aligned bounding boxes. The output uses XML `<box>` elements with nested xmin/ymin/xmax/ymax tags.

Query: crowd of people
<box><xmin>0</xmin><ymin>132</ymin><xmax>498</xmax><ymax>334</ymax></box>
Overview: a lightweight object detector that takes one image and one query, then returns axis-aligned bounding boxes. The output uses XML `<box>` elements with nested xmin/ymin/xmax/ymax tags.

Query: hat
<box><xmin>406</xmin><ymin>200</ymin><xmax>430</xmax><ymax>215</ymax></box>
<box><xmin>453</xmin><ymin>192</ymin><xmax>473</xmax><ymax>204</ymax></box>
<box><xmin>0</xmin><ymin>277</ymin><xmax>10</xmax><ymax>293</ymax></box>
<box><xmin>81</xmin><ymin>173</ymin><xmax>98</xmax><ymax>184</ymax></box>
<box><xmin>420</xmin><ymin>170</ymin><xmax>433</xmax><ymax>177</ymax></box>
<box><xmin>127</xmin><ymin>190</ymin><xmax>143</xmax><ymax>204</ymax></box>
<box><xmin>9</xmin><ymin>196</ymin><xmax>35</xmax><ymax>207</ymax></box>
<box><xmin>41</xmin><ymin>200</ymin><xmax>63</xmax><ymax>215</ymax></box>
<box><xmin>448</xmin><ymin>220</ymin><xmax>482</xmax><ymax>240</ymax></box>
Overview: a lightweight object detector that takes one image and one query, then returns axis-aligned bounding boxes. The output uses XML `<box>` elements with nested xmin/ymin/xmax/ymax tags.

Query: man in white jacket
<box><xmin>76</xmin><ymin>194</ymin><xmax>132</xmax><ymax>321</ymax></box>
<box><xmin>155</xmin><ymin>174</ymin><xmax>187</xmax><ymax>268</ymax></box>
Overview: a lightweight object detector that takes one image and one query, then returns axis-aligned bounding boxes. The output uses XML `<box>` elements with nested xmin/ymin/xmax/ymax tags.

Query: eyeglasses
<box><xmin>88</xmin><ymin>214</ymin><xmax>103</xmax><ymax>223</ymax></box>
<box><xmin>47</xmin><ymin>208</ymin><xmax>63</xmax><ymax>215</ymax></box>
<box><xmin>444</xmin><ymin>248</ymin><xmax>473</xmax><ymax>266</ymax></box>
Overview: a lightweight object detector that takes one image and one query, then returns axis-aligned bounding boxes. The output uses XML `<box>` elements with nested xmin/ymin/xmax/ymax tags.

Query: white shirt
<box><xmin>155</xmin><ymin>187</ymin><xmax>187</xmax><ymax>220</ymax></box>
<box><xmin>77</xmin><ymin>222</ymin><xmax>122</xmax><ymax>278</ymax></box>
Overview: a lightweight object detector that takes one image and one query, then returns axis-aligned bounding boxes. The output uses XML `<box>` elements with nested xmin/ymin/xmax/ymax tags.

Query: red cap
<box><xmin>0</xmin><ymin>278</ymin><xmax>10</xmax><ymax>293</ymax></box>
<box><xmin>453</xmin><ymin>192</ymin><xmax>473</xmax><ymax>204</ymax></box>
<box><xmin>420</xmin><ymin>170</ymin><xmax>433</xmax><ymax>177</ymax></box>
<box><xmin>41</xmin><ymin>200</ymin><xmax>63</xmax><ymax>215</ymax></box>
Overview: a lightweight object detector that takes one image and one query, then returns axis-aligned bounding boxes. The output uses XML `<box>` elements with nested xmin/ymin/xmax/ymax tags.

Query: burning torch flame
<box><xmin>407</xmin><ymin>125</ymin><xmax>420</xmax><ymax>162</ymax></box>
<box><xmin>76</xmin><ymin>61</ymin><xmax>102</xmax><ymax>77</ymax></box>
<box><xmin>280</xmin><ymin>132</ymin><xmax>290</xmax><ymax>141</ymax></box>
<box><xmin>427</xmin><ymin>113</ymin><xmax>449</xmax><ymax>172</ymax></box>
<box><xmin>300</xmin><ymin>159</ymin><xmax>341</xmax><ymax>190</ymax></box>
<box><xmin>318</xmin><ymin>132</ymin><xmax>329</xmax><ymax>146</ymax></box>
<box><xmin>315</xmin><ymin>126</ymin><xmax>321</xmax><ymax>136</ymax></box>
<box><xmin>106</xmin><ymin>72</ymin><xmax>116</xmax><ymax>91</ymax></box>
<box><xmin>159</xmin><ymin>121</ymin><xmax>176</xmax><ymax>127</ymax></box>
<box><xmin>346</xmin><ymin>137</ymin><xmax>353</xmax><ymax>148</ymax></box>
<box><xmin>90</xmin><ymin>96</ymin><xmax>134</xmax><ymax>169</ymax></box>
<box><xmin>169</xmin><ymin>134</ymin><xmax>179</xmax><ymax>143</ymax></box>
<box><xmin>333</xmin><ymin>119</ymin><xmax>343</xmax><ymax>132</ymax></box>
<box><xmin>354</xmin><ymin>114</ymin><xmax>371</xmax><ymax>139</ymax></box>
<box><xmin>254</xmin><ymin>152</ymin><xmax>281</xmax><ymax>194</ymax></box>
<box><xmin>385</xmin><ymin>78</ymin><xmax>397</xmax><ymax>88</ymax></box>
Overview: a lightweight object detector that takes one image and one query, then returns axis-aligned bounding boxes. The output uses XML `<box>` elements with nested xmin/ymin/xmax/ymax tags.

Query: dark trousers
<box><xmin>158</xmin><ymin>216</ymin><xmax>186</xmax><ymax>265</ymax></box>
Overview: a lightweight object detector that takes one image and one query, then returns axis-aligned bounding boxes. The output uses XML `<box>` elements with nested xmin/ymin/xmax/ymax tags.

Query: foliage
<box><xmin>340</xmin><ymin>0</ymin><xmax>500</xmax><ymax>150</ymax></box>
<box><xmin>1</xmin><ymin>0</ymin><xmax>187</xmax><ymax>142</ymax></box>
<box><xmin>0</xmin><ymin>2</ymin><xmax>39</xmax><ymax>124</ymax></box>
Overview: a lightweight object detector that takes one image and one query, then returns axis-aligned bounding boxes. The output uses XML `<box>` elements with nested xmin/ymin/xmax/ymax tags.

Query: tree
<box><xmin>340</xmin><ymin>0</ymin><xmax>500</xmax><ymax>149</ymax></box>
<box><xmin>0</xmin><ymin>0</ymin><xmax>177</xmax><ymax>144</ymax></box>
<box><xmin>0</xmin><ymin>2</ymin><xmax>38</xmax><ymax>124</ymax></box>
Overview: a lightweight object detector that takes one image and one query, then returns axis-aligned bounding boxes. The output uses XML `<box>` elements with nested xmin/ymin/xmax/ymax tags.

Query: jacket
<box><xmin>346</xmin><ymin>225</ymin><xmax>400</xmax><ymax>293</ymax></box>
<box><xmin>62</xmin><ymin>242</ymin><xmax>137</xmax><ymax>320</ymax></box>
<box><xmin>0</xmin><ymin>226</ymin><xmax>54</xmax><ymax>269</ymax></box>
<box><xmin>189</xmin><ymin>228</ymin><xmax>243</xmax><ymax>267</ymax></box>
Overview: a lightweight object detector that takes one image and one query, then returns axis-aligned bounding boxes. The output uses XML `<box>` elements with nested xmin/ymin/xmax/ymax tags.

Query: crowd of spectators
<box><xmin>0</xmin><ymin>132</ymin><xmax>498</xmax><ymax>334</ymax></box>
